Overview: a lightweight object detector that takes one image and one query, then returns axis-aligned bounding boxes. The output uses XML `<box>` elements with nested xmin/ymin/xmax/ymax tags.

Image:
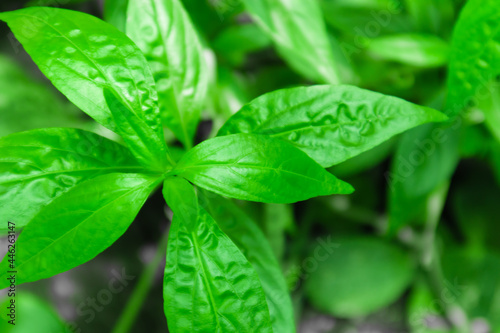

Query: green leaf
<box><xmin>104</xmin><ymin>0</ymin><xmax>129</xmax><ymax>32</ymax></box>
<box><xmin>218</xmin><ymin>85</ymin><xmax>448</xmax><ymax>168</ymax></box>
<box><xmin>104</xmin><ymin>88</ymin><xmax>172</xmax><ymax>171</ymax></box>
<box><xmin>0</xmin><ymin>173</ymin><xmax>159</xmax><ymax>287</ymax></box>
<box><xmin>0</xmin><ymin>128</ymin><xmax>144</xmax><ymax>230</ymax></box>
<box><xmin>403</xmin><ymin>0</ymin><xmax>455</xmax><ymax>36</ymax></box>
<box><xmin>200</xmin><ymin>192</ymin><xmax>296</xmax><ymax>333</ymax></box>
<box><xmin>172</xmin><ymin>133</ymin><xmax>353</xmax><ymax>203</ymax></box>
<box><xmin>366</xmin><ymin>34</ymin><xmax>449</xmax><ymax>68</ymax></box>
<box><xmin>446</xmin><ymin>0</ymin><xmax>500</xmax><ymax>117</ymax></box>
<box><xmin>305</xmin><ymin>236</ymin><xmax>415</xmax><ymax>318</ymax></box>
<box><xmin>162</xmin><ymin>177</ymin><xmax>273</xmax><ymax>332</ymax></box>
<box><xmin>242</xmin><ymin>0</ymin><xmax>345</xmax><ymax>84</ymax></box>
<box><xmin>0</xmin><ymin>293</ymin><xmax>71</xmax><ymax>333</ymax></box>
<box><xmin>387</xmin><ymin>124</ymin><xmax>459</xmax><ymax>232</ymax></box>
<box><xmin>126</xmin><ymin>0</ymin><xmax>209</xmax><ymax>149</ymax></box>
<box><xmin>0</xmin><ymin>7</ymin><xmax>162</xmax><ymax>134</ymax></box>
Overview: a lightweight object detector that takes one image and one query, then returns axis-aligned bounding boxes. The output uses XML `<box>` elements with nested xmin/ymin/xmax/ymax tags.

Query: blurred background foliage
<box><xmin>0</xmin><ymin>0</ymin><xmax>499</xmax><ymax>332</ymax></box>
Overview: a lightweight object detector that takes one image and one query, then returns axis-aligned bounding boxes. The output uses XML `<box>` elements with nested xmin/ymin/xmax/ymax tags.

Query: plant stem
<box><xmin>111</xmin><ymin>228</ymin><xmax>170</xmax><ymax>333</ymax></box>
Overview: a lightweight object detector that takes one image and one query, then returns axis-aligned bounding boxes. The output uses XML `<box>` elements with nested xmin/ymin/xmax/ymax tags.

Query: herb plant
<box><xmin>0</xmin><ymin>0</ymin><xmax>498</xmax><ymax>332</ymax></box>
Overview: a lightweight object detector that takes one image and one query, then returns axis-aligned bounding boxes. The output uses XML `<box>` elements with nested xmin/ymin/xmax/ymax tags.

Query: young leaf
<box><xmin>218</xmin><ymin>85</ymin><xmax>448</xmax><ymax>168</ymax></box>
<box><xmin>126</xmin><ymin>0</ymin><xmax>209</xmax><ymax>149</ymax></box>
<box><xmin>242</xmin><ymin>0</ymin><xmax>345</xmax><ymax>84</ymax></box>
<box><xmin>366</xmin><ymin>34</ymin><xmax>449</xmax><ymax>68</ymax></box>
<box><xmin>0</xmin><ymin>7</ymin><xmax>162</xmax><ymax>134</ymax></box>
<box><xmin>104</xmin><ymin>88</ymin><xmax>172</xmax><ymax>171</ymax></box>
<box><xmin>0</xmin><ymin>173</ymin><xmax>160</xmax><ymax>287</ymax></box>
<box><xmin>446</xmin><ymin>0</ymin><xmax>500</xmax><ymax>117</ymax></box>
<box><xmin>305</xmin><ymin>236</ymin><xmax>415</xmax><ymax>318</ymax></box>
<box><xmin>0</xmin><ymin>128</ymin><xmax>144</xmax><ymax>230</ymax></box>
<box><xmin>162</xmin><ymin>177</ymin><xmax>273</xmax><ymax>332</ymax></box>
<box><xmin>200</xmin><ymin>191</ymin><xmax>296</xmax><ymax>333</ymax></box>
<box><xmin>171</xmin><ymin>133</ymin><xmax>354</xmax><ymax>203</ymax></box>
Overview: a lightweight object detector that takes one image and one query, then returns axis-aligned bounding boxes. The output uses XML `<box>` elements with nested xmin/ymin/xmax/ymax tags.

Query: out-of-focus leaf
<box><xmin>0</xmin><ymin>293</ymin><xmax>71</xmax><ymax>332</ymax></box>
<box><xmin>0</xmin><ymin>173</ymin><xmax>159</xmax><ymax>287</ymax></box>
<box><xmin>200</xmin><ymin>192</ymin><xmax>296</xmax><ymax>333</ymax></box>
<box><xmin>305</xmin><ymin>236</ymin><xmax>415</xmax><ymax>318</ymax></box>
<box><xmin>172</xmin><ymin>133</ymin><xmax>354</xmax><ymax>203</ymax></box>
<box><xmin>126</xmin><ymin>0</ymin><xmax>209</xmax><ymax>149</ymax></box>
<box><xmin>162</xmin><ymin>177</ymin><xmax>273</xmax><ymax>332</ymax></box>
<box><xmin>219</xmin><ymin>85</ymin><xmax>448</xmax><ymax>168</ymax></box>
<box><xmin>442</xmin><ymin>248</ymin><xmax>500</xmax><ymax>330</ymax></box>
<box><xmin>0</xmin><ymin>55</ymin><xmax>79</xmax><ymax>137</ymax></box>
<box><xmin>366</xmin><ymin>34</ymin><xmax>449</xmax><ymax>68</ymax></box>
<box><xmin>0</xmin><ymin>128</ymin><xmax>144</xmax><ymax>230</ymax></box>
<box><xmin>388</xmin><ymin>123</ymin><xmax>459</xmax><ymax>232</ymax></box>
<box><xmin>475</xmin><ymin>82</ymin><xmax>500</xmax><ymax>143</ymax></box>
<box><xmin>104</xmin><ymin>88</ymin><xmax>171</xmax><ymax>171</ymax></box>
<box><xmin>242</xmin><ymin>0</ymin><xmax>346</xmax><ymax>84</ymax></box>
<box><xmin>212</xmin><ymin>24</ymin><xmax>271</xmax><ymax>66</ymax></box>
<box><xmin>263</xmin><ymin>203</ymin><xmax>294</xmax><ymax>262</ymax></box>
<box><xmin>104</xmin><ymin>0</ymin><xmax>129</xmax><ymax>32</ymax></box>
<box><xmin>0</xmin><ymin>7</ymin><xmax>161</xmax><ymax>134</ymax></box>
<box><xmin>446</xmin><ymin>0</ymin><xmax>500</xmax><ymax>117</ymax></box>
<box><xmin>403</xmin><ymin>0</ymin><xmax>455</xmax><ymax>36</ymax></box>
<box><xmin>407</xmin><ymin>281</ymin><xmax>451</xmax><ymax>333</ymax></box>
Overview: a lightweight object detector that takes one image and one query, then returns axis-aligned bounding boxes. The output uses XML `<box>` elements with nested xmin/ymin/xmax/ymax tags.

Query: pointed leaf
<box><xmin>162</xmin><ymin>177</ymin><xmax>273</xmax><ymax>332</ymax></box>
<box><xmin>172</xmin><ymin>133</ymin><xmax>353</xmax><ymax>203</ymax></box>
<box><xmin>218</xmin><ymin>85</ymin><xmax>448</xmax><ymax>168</ymax></box>
<box><xmin>0</xmin><ymin>7</ymin><xmax>162</xmax><ymax>135</ymax></box>
<box><xmin>126</xmin><ymin>0</ymin><xmax>209</xmax><ymax>149</ymax></box>
<box><xmin>0</xmin><ymin>173</ymin><xmax>160</xmax><ymax>287</ymax></box>
<box><xmin>0</xmin><ymin>128</ymin><xmax>144</xmax><ymax>230</ymax></box>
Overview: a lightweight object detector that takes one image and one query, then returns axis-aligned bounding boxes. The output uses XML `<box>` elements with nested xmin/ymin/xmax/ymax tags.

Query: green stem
<box><xmin>111</xmin><ymin>229</ymin><xmax>170</xmax><ymax>333</ymax></box>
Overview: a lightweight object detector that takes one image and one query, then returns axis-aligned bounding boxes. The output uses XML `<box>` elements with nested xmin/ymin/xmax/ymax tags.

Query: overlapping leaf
<box><xmin>172</xmin><ymin>133</ymin><xmax>353</xmax><ymax>203</ymax></box>
<box><xmin>162</xmin><ymin>177</ymin><xmax>273</xmax><ymax>332</ymax></box>
<box><xmin>0</xmin><ymin>128</ymin><xmax>144</xmax><ymax>230</ymax></box>
<box><xmin>126</xmin><ymin>0</ymin><xmax>209</xmax><ymax>149</ymax></box>
<box><xmin>219</xmin><ymin>85</ymin><xmax>448</xmax><ymax>168</ymax></box>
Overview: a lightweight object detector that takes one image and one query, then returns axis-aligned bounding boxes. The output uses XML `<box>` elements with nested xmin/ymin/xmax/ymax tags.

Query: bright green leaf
<box><xmin>305</xmin><ymin>236</ymin><xmax>415</xmax><ymax>318</ymax></box>
<box><xmin>104</xmin><ymin>0</ymin><xmax>128</xmax><ymax>32</ymax></box>
<box><xmin>104</xmin><ymin>88</ymin><xmax>172</xmax><ymax>171</ymax></box>
<box><xmin>162</xmin><ymin>177</ymin><xmax>273</xmax><ymax>332</ymax></box>
<box><xmin>200</xmin><ymin>191</ymin><xmax>296</xmax><ymax>333</ymax></box>
<box><xmin>0</xmin><ymin>128</ymin><xmax>144</xmax><ymax>230</ymax></box>
<box><xmin>172</xmin><ymin>133</ymin><xmax>353</xmax><ymax>203</ymax></box>
<box><xmin>218</xmin><ymin>85</ymin><xmax>448</xmax><ymax>168</ymax></box>
<box><xmin>0</xmin><ymin>7</ymin><xmax>162</xmax><ymax>134</ymax></box>
<box><xmin>242</xmin><ymin>0</ymin><xmax>345</xmax><ymax>84</ymax></box>
<box><xmin>126</xmin><ymin>0</ymin><xmax>209</xmax><ymax>149</ymax></box>
<box><xmin>0</xmin><ymin>173</ymin><xmax>160</xmax><ymax>287</ymax></box>
<box><xmin>446</xmin><ymin>0</ymin><xmax>500</xmax><ymax>117</ymax></box>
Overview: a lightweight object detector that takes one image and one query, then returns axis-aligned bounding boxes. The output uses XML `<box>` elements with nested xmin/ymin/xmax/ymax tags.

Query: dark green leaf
<box><xmin>172</xmin><ymin>133</ymin><xmax>353</xmax><ymax>203</ymax></box>
<box><xmin>126</xmin><ymin>0</ymin><xmax>209</xmax><ymax>149</ymax></box>
<box><xmin>0</xmin><ymin>173</ymin><xmax>160</xmax><ymax>287</ymax></box>
<box><xmin>0</xmin><ymin>128</ymin><xmax>144</xmax><ymax>230</ymax></box>
<box><xmin>242</xmin><ymin>0</ymin><xmax>346</xmax><ymax>84</ymax></box>
<box><xmin>446</xmin><ymin>0</ymin><xmax>500</xmax><ymax>117</ymax></box>
<box><xmin>162</xmin><ymin>177</ymin><xmax>273</xmax><ymax>332</ymax></box>
<box><xmin>104</xmin><ymin>88</ymin><xmax>172</xmax><ymax>171</ymax></box>
<box><xmin>305</xmin><ymin>236</ymin><xmax>415</xmax><ymax>318</ymax></box>
<box><xmin>200</xmin><ymin>192</ymin><xmax>296</xmax><ymax>333</ymax></box>
<box><xmin>0</xmin><ymin>7</ymin><xmax>162</xmax><ymax>134</ymax></box>
<box><xmin>104</xmin><ymin>0</ymin><xmax>128</xmax><ymax>32</ymax></box>
<box><xmin>218</xmin><ymin>85</ymin><xmax>448</xmax><ymax>168</ymax></box>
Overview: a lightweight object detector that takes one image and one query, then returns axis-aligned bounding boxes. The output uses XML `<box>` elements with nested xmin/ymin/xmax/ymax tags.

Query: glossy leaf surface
<box><xmin>127</xmin><ymin>0</ymin><xmax>209</xmax><ymax>148</ymax></box>
<box><xmin>305</xmin><ymin>236</ymin><xmax>415</xmax><ymax>318</ymax></box>
<box><xmin>242</xmin><ymin>0</ymin><xmax>344</xmax><ymax>84</ymax></box>
<box><xmin>104</xmin><ymin>88</ymin><xmax>171</xmax><ymax>171</ymax></box>
<box><xmin>162</xmin><ymin>177</ymin><xmax>273</xmax><ymax>332</ymax></box>
<box><xmin>0</xmin><ymin>173</ymin><xmax>159</xmax><ymax>287</ymax></box>
<box><xmin>219</xmin><ymin>85</ymin><xmax>448</xmax><ymax>168</ymax></box>
<box><xmin>0</xmin><ymin>128</ymin><xmax>143</xmax><ymax>230</ymax></box>
<box><xmin>200</xmin><ymin>191</ymin><xmax>296</xmax><ymax>333</ymax></box>
<box><xmin>0</xmin><ymin>7</ymin><xmax>162</xmax><ymax>133</ymax></box>
<box><xmin>173</xmin><ymin>133</ymin><xmax>354</xmax><ymax>203</ymax></box>
<box><xmin>446</xmin><ymin>0</ymin><xmax>500</xmax><ymax>117</ymax></box>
